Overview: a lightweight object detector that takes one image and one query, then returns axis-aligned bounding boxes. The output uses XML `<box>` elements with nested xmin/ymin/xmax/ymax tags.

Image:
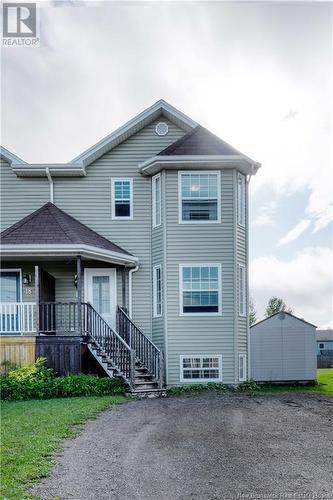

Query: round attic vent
<box><xmin>278</xmin><ymin>312</ymin><xmax>286</xmax><ymax>320</ymax></box>
<box><xmin>155</xmin><ymin>122</ymin><xmax>169</xmax><ymax>136</ymax></box>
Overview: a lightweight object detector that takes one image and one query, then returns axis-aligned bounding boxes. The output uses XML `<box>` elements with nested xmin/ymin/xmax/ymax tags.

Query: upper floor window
<box><xmin>153</xmin><ymin>264</ymin><xmax>162</xmax><ymax>317</ymax></box>
<box><xmin>152</xmin><ymin>174</ymin><xmax>161</xmax><ymax>228</ymax></box>
<box><xmin>180</xmin><ymin>263</ymin><xmax>222</xmax><ymax>315</ymax></box>
<box><xmin>111</xmin><ymin>179</ymin><xmax>133</xmax><ymax>220</ymax></box>
<box><xmin>179</xmin><ymin>172</ymin><xmax>221</xmax><ymax>223</ymax></box>
<box><xmin>237</xmin><ymin>173</ymin><xmax>246</xmax><ymax>226</ymax></box>
<box><xmin>238</xmin><ymin>263</ymin><xmax>246</xmax><ymax>317</ymax></box>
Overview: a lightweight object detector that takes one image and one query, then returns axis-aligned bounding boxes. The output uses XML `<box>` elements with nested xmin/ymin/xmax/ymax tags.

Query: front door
<box><xmin>85</xmin><ymin>269</ymin><xmax>117</xmax><ymax>329</ymax></box>
<box><xmin>0</xmin><ymin>270</ymin><xmax>21</xmax><ymax>334</ymax></box>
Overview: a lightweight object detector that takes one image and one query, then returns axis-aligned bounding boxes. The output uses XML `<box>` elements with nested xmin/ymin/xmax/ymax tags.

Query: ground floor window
<box><xmin>179</xmin><ymin>263</ymin><xmax>221</xmax><ymax>315</ymax></box>
<box><xmin>238</xmin><ymin>353</ymin><xmax>247</xmax><ymax>382</ymax></box>
<box><xmin>180</xmin><ymin>355</ymin><xmax>222</xmax><ymax>382</ymax></box>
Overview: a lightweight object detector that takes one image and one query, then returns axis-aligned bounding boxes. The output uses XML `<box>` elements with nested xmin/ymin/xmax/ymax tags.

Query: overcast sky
<box><xmin>1</xmin><ymin>0</ymin><xmax>332</xmax><ymax>327</ymax></box>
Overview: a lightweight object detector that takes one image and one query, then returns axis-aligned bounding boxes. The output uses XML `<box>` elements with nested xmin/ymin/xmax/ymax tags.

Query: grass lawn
<box><xmin>258</xmin><ymin>368</ymin><xmax>333</xmax><ymax>395</ymax></box>
<box><xmin>1</xmin><ymin>395</ymin><xmax>127</xmax><ymax>500</ymax></box>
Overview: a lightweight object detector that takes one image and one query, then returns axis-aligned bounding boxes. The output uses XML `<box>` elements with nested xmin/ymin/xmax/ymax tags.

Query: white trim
<box><xmin>11</xmin><ymin>164</ymin><xmax>86</xmax><ymax>178</ymax></box>
<box><xmin>0</xmin><ymin>146</ymin><xmax>26</xmax><ymax>165</ymax></box>
<box><xmin>139</xmin><ymin>155</ymin><xmax>261</xmax><ymax>177</ymax></box>
<box><xmin>84</xmin><ymin>268</ymin><xmax>117</xmax><ymax>328</ymax></box>
<box><xmin>128</xmin><ymin>264</ymin><xmax>139</xmax><ymax>317</ymax></box>
<box><xmin>111</xmin><ymin>178</ymin><xmax>133</xmax><ymax>220</ymax></box>
<box><xmin>153</xmin><ymin>264</ymin><xmax>162</xmax><ymax>318</ymax></box>
<box><xmin>72</xmin><ymin>99</ymin><xmax>197</xmax><ymax>166</ymax></box>
<box><xmin>179</xmin><ymin>263</ymin><xmax>222</xmax><ymax>316</ymax></box>
<box><xmin>178</xmin><ymin>171</ymin><xmax>221</xmax><ymax>224</ymax></box>
<box><xmin>238</xmin><ymin>263</ymin><xmax>246</xmax><ymax>317</ymax></box>
<box><xmin>237</xmin><ymin>172</ymin><xmax>246</xmax><ymax>227</ymax></box>
<box><xmin>152</xmin><ymin>173</ymin><xmax>162</xmax><ymax>228</ymax></box>
<box><xmin>0</xmin><ymin>268</ymin><xmax>22</xmax><ymax>303</ymax></box>
<box><xmin>238</xmin><ymin>353</ymin><xmax>247</xmax><ymax>382</ymax></box>
<box><xmin>0</xmin><ymin>244</ymin><xmax>138</xmax><ymax>266</ymax></box>
<box><xmin>180</xmin><ymin>354</ymin><xmax>223</xmax><ymax>383</ymax></box>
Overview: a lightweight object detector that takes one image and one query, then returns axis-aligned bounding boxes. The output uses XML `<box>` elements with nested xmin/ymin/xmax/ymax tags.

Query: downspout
<box><xmin>45</xmin><ymin>167</ymin><xmax>54</xmax><ymax>203</ymax></box>
<box><xmin>128</xmin><ymin>264</ymin><xmax>139</xmax><ymax>318</ymax></box>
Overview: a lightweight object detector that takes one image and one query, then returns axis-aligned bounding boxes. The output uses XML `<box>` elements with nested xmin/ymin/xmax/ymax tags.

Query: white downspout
<box><xmin>128</xmin><ymin>264</ymin><xmax>139</xmax><ymax>318</ymax></box>
<box><xmin>46</xmin><ymin>167</ymin><xmax>54</xmax><ymax>203</ymax></box>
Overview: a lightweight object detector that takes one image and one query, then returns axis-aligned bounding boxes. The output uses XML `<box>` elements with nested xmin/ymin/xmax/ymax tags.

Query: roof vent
<box><xmin>155</xmin><ymin>122</ymin><xmax>169</xmax><ymax>136</ymax></box>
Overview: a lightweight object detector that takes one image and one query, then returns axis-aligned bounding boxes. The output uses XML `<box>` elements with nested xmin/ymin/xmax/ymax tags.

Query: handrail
<box><xmin>82</xmin><ymin>303</ymin><xmax>135</xmax><ymax>388</ymax></box>
<box><xmin>116</xmin><ymin>306</ymin><xmax>163</xmax><ymax>387</ymax></box>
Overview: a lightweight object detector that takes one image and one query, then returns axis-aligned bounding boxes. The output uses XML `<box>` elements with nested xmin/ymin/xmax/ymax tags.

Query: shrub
<box><xmin>0</xmin><ymin>358</ymin><xmax>126</xmax><ymax>401</ymax></box>
<box><xmin>236</xmin><ymin>379</ymin><xmax>260</xmax><ymax>393</ymax></box>
<box><xmin>167</xmin><ymin>382</ymin><xmax>229</xmax><ymax>396</ymax></box>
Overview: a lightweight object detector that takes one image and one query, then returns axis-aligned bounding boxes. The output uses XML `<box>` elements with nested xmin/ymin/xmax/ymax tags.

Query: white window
<box><xmin>180</xmin><ymin>355</ymin><xmax>222</xmax><ymax>382</ymax></box>
<box><xmin>238</xmin><ymin>263</ymin><xmax>246</xmax><ymax>317</ymax></box>
<box><xmin>152</xmin><ymin>174</ymin><xmax>161</xmax><ymax>228</ymax></box>
<box><xmin>239</xmin><ymin>353</ymin><xmax>247</xmax><ymax>382</ymax></box>
<box><xmin>237</xmin><ymin>173</ymin><xmax>246</xmax><ymax>226</ymax></box>
<box><xmin>179</xmin><ymin>171</ymin><xmax>221</xmax><ymax>223</ymax></box>
<box><xmin>111</xmin><ymin>179</ymin><xmax>133</xmax><ymax>219</ymax></box>
<box><xmin>179</xmin><ymin>264</ymin><xmax>222</xmax><ymax>315</ymax></box>
<box><xmin>153</xmin><ymin>265</ymin><xmax>162</xmax><ymax>317</ymax></box>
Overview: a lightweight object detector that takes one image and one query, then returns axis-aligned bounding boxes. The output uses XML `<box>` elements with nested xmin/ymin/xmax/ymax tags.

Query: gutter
<box><xmin>45</xmin><ymin>167</ymin><xmax>53</xmax><ymax>203</ymax></box>
<box><xmin>128</xmin><ymin>264</ymin><xmax>139</xmax><ymax>317</ymax></box>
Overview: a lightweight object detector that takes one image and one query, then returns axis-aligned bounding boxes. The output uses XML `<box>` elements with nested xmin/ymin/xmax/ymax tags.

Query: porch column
<box><xmin>35</xmin><ymin>265</ymin><xmax>40</xmax><ymax>335</ymax></box>
<box><xmin>77</xmin><ymin>255</ymin><xmax>82</xmax><ymax>335</ymax></box>
<box><xmin>122</xmin><ymin>268</ymin><xmax>127</xmax><ymax>312</ymax></box>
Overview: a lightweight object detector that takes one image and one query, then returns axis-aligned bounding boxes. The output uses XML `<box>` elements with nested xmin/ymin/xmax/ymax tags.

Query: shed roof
<box><xmin>0</xmin><ymin>202</ymin><xmax>131</xmax><ymax>256</ymax></box>
<box><xmin>251</xmin><ymin>311</ymin><xmax>317</xmax><ymax>329</ymax></box>
<box><xmin>316</xmin><ymin>329</ymin><xmax>333</xmax><ymax>342</ymax></box>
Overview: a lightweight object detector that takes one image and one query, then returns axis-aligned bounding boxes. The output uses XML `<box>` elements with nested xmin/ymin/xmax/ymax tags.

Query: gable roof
<box><xmin>316</xmin><ymin>329</ymin><xmax>333</xmax><ymax>342</ymax></box>
<box><xmin>251</xmin><ymin>311</ymin><xmax>317</xmax><ymax>329</ymax></box>
<box><xmin>0</xmin><ymin>146</ymin><xmax>26</xmax><ymax>165</ymax></box>
<box><xmin>71</xmin><ymin>99</ymin><xmax>197</xmax><ymax>167</ymax></box>
<box><xmin>158</xmin><ymin>125</ymin><xmax>242</xmax><ymax>156</ymax></box>
<box><xmin>0</xmin><ymin>203</ymin><xmax>132</xmax><ymax>258</ymax></box>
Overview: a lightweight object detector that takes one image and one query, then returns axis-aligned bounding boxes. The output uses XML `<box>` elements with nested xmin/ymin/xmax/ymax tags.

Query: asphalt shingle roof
<box><xmin>0</xmin><ymin>202</ymin><xmax>131</xmax><ymax>256</ymax></box>
<box><xmin>316</xmin><ymin>329</ymin><xmax>333</xmax><ymax>342</ymax></box>
<box><xmin>158</xmin><ymin>125</ymin><xmax>242</xmax><ymax>156</ymax></box>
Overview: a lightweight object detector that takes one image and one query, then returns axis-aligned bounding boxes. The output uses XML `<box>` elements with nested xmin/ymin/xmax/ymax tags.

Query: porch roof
<box><xmin>0</xmin><ymin>203</ymin><xmax>138</xmax><ymax>266</ymax></box>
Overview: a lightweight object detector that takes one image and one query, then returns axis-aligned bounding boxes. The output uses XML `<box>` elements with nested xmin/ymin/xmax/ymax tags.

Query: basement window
<box><xmin>112</xmin><ymin>179</ymin><xmax>133</xmax><ymax>219</ymax></box>
<box><xmin>180</xmin><ymin>355</ymin><xmax>222</xmax><ymax>382</ymax></box>
<box><xmin>239</xmin><ymin>353</ymin><xmax>247</xmax><ymax>382</ymax></box>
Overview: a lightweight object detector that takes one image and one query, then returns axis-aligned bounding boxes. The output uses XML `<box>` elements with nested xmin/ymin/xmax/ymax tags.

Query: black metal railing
<box><xmin>83</xmin><ymin>303</ymin><xmax>135</xmax><ymax>387</ymax></box>
<box><xmin>116</xmin><ymin>306</ymin><xmax>163</xmax><ymax>387</ymax></box>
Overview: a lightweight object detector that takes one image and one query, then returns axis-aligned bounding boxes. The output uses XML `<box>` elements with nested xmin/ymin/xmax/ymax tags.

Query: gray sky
<box><xmin>1</xmin><ymin>0</ymin><xmax>332</xmax><ymax>326</ymax></box>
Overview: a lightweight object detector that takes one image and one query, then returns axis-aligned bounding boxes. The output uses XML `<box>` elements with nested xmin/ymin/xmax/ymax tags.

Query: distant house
<box><xmin>250</xmin><ymin>312</ymin><xmax>316</xmax><ymax>382</ymax></box>
<box><xmin>316</xmin><ymin>330</ymin><xmax>333</xmax><ymax>354</ymax></box>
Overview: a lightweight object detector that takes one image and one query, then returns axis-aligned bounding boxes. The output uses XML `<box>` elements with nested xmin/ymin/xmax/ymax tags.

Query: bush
<box><xmin>0</xmin><ymin>358</ymin><xmax>126</xmax><ymax>401</ymax></box>
<box><xmin>236</xmin><ymin>379</ymin><xmax>260</xmax><ymax>393</ymax></box>
<box><xmin>167</xmin><ymin>382</ymin><xmax>229</xmax><ymax>396</ymax></box>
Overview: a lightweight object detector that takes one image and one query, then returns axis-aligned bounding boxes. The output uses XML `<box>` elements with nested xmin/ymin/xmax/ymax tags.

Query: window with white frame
<box><xmin>179</xmin><ymin>172</ymin><xmax>220</xmax><ymax>223</ymax></box>
<box><xmin>239</xmin><ymin>353</ymin><xmax>247</xmax><ymax>382</ymax></box>
<box><xmin>153</xmin><ymin>265</ymin><xmax>162</xmax><ymax>317</ymax></box>
<box><xmin>237</xmin><ymin>173</ymin><xmax>246</xmax><ymax>226</ymax></box>
<box><xmin>180</xmin><ymin>264</ymin><xmax>221</xmax><ymax>315</ymax></box>
<box><xmin>111</xmin><ymin>179</ymin><xmax>133</xmax><ymax>219</ymax></box>
<box><xmin>180</xmin><ymin>355</ymin><xmax>222</xmax><ymax>382</ymax></box>
<box><xmin>238</xmin><ymin>263</ymin><xmax>246</xmax><ymax>317</ymax></box>
<box><xmin>152</xmin><ymin>174</ymin><xmax>161</xmax><ymax>228</ymax></box>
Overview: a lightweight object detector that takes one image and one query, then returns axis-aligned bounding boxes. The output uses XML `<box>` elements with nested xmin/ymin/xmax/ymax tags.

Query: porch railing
<box><xmin>39</xmin><ymin>302</ymin><xmax>79</xmax><ymax>335</ymax></box>
<box><xmin>116</xmin><ymin>306</ymin><xmax>163</xmax><ymax>387</ymax></box>
<box><xmin>82</xmin><ymin>303</ymin><xmax>135</xmax><ymax>388</ymax></box>
<box><xmin>0</xmin><ymin>302</ymin><xmax>36</xmax><ymax>334</ymax></box>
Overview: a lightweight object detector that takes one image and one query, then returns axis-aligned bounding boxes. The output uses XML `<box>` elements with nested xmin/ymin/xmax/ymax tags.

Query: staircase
<box><xmin>82</xmin><ymin>303</ymin><xmax>164</xmax><ymax>395</ymax></box>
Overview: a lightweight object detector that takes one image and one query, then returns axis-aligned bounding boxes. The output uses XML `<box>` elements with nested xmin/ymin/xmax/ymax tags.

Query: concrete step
<box><xmin>130</xmin><ymin>388</ymin><xmax>166</xmax><ymax>398</ymax></box>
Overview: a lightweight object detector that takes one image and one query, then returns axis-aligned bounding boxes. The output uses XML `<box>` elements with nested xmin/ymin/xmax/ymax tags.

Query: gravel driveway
<box><xmin>34</xmin><ymin>393</ymin><xmax>333</xmax><ymax>500</ymax></box>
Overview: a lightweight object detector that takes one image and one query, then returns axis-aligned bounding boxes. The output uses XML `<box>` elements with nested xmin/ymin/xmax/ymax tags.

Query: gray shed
<box><xmin>250</xmin><ymin>312</ymin><xmax>316</xmax><ymax>382</ymax></box>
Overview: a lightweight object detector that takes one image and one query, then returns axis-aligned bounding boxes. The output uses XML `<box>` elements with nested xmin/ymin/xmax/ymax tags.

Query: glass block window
<box><xmin>239</xmin><ymin>353</ymin><xmax>247</xmax><ymax>382</ymax></box>
<box><xmin>152</xmin><ymin>174</ymin><xmax>161</xmax><ymax>227</ymax></box>
<box><xmin>112</xmin><ymin>179</ymin><xmax>133</xmax><ymax>219</ymax></box>
<box><xmin>179</xmin><ymin>172</ymin><xmax>220</xmax><ymax>222</ymax></box>
<box><xmin>180</xmin><ymin>355</ymin><xmax>222</xmax><ymax>382</ymax></box>
<box><xmin>180</xmin><ymin>264</ymin><xmax>221</xmax><ymax>314</ymax></box>
<box><xmin>153</xmin><ymin>265</ymin><xmax>162</xmax><ymax>317</ymax></box>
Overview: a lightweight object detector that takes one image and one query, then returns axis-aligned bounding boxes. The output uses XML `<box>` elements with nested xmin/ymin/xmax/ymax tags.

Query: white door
<box><xmin>85</xmin><ymin>269</ymin><xmax>117</xmax><ymax>329</ymax></box>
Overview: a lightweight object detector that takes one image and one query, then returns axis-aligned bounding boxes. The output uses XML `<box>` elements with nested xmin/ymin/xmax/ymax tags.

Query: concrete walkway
<box><xmin>33</xmin><ymin>393</ymin><xmax>333</xmax><ymax>499</ymax></box>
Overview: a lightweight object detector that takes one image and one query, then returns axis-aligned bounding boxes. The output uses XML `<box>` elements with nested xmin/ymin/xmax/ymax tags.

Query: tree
<box><xmin>249</xmin><ymin>298</ymin><xmax>257</xmax><ymax>326</ymax></box>
<box><xmin>265</xmin><ymin>296</ymin><xmax>293</xmax><ymax>317</ymax></box>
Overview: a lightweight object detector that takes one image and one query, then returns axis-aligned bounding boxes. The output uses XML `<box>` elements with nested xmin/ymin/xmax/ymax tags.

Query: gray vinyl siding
<box><xmin>250</xmin><ymin>314</ymin><xmax>316</xmax><ymax>381</ymax></box>
<box><xmin>236</xmin><ymin>170</ymin><xmax>248</xmax><ymax>361</ymax></box>
<box><xmin>165</xmin><ymin>170</ymin><xmax>236</xmax><ymax>386</ymax></box>
<box><xmin>0</xmin><ymin>160</ymin><xmax>49</xmax><ymax>231</ymax></box>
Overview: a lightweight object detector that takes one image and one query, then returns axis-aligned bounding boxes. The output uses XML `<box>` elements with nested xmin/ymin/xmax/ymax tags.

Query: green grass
<box><xmin>0</xmin><ymin>396</ymin><xmax>127</xmax><ymax>500</ymax></box>
<box><xmin>259</xmin><ymin>368</ymin><xmax>333</xmax><ymax>395</ymax></box>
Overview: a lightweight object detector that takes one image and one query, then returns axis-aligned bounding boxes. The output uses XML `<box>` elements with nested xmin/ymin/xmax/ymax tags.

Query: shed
<box><xmin>250</xmin><ymin>312</ymin><xmax>316</xmax><ymax>382</ymax></box>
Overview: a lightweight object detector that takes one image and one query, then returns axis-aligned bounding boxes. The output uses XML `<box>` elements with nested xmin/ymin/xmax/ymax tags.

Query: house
<box><xmin>250</xmin><ymin>312</ymin><xmax>316</xmax><ymax>382</ymax></box>
<box><xmin>0</xmin><ymin>100</ymin><xmax>260</xmax><ymax>392</ymax></box>
<box><xmin>316</xmin><ymin>329</ymin><xmax>333</xmax><ymax>368</ymax></box>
